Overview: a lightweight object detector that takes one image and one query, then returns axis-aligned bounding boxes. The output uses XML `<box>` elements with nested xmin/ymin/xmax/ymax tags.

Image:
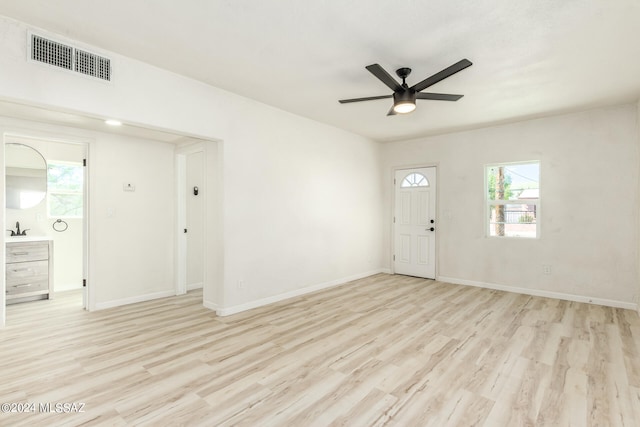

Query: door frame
<box><xmin>175</xmin><ymin>142</ymin><xmax>206</xmax><ymax>295</ymax></box>
<box><xmin>391</xmin><ymin>163</ymin><xmax>439</xmax><ymax>278</ymax></box>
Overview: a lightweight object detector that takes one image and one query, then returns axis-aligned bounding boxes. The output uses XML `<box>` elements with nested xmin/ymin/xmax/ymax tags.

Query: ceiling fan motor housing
<box><xmin>393</xmin><ymin>89</ymin><xmax>416</xmax><ymax>105</ymax></box>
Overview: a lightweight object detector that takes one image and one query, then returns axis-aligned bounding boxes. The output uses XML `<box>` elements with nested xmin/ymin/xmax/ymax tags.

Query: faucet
<box><xmin>6</xmin><ymin>221</ymin><xmax>29</xmax><ymax>236</ymax></box>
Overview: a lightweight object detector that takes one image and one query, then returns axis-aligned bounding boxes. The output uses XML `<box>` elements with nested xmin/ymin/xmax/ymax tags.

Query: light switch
<box><xmin>123</xmin><ymin>183</ymin><xmax>135</xmax><ymax>192</ymax></box>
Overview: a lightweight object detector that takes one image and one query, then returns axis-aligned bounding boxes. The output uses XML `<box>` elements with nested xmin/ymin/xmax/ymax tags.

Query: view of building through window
<box><xmin>47</xmin><ymin>162</ymin><xmax>83</xmax><ymax>218</ymax></box>
<box><xmin>486</xmin><ymin>161</ymin><xmax>539</xmax><ymax>238</ymax></box>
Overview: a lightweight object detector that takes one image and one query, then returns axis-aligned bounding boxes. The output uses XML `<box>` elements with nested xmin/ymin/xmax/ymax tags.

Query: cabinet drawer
<box><xmin>6</xmin><ymin>243</ymin><xmax>48</xmax><ymax>263</ymax></box>
<box><xmin>6</xmin><ymin>260</ymin><xmax>49</xmax><ymax>286</ymax></box>
<box><xmin>6</xmin><ymin>279</ymin><xmax>48</xmax><ymax>296</ymax></box>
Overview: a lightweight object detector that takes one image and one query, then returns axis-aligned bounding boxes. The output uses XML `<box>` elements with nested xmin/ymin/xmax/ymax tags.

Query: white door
<box><xmin>82</xmin><ymin>147</ymin><xmax>88</xmax><ymax>310</ymax></box>
<box><xmin>394</xmin><ymin>167</ymin><xmax>437</xmax><ymax>279</ymax></box>
<box><xmin>186</xmin><ymin>151</ymin><xmax>204</xmax><ymax>290</ymax></box>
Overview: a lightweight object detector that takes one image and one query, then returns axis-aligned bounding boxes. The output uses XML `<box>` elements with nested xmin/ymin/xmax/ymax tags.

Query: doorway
<box><xmin>176</xmin><ymin>143</ymin><xmax>206</xmax><ymax>295</ymax></box>
<box><xmin>393</xmin><ymin>167</ymin><xmax>437</xmax><ymax>279</ymax></box>
<box><xmin>3</xmin><ymin>134</ymin><xmax>89</xmax><ymax>315</ymax></box>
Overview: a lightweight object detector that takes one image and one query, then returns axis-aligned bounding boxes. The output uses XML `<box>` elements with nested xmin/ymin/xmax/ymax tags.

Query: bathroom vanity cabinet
<box><xmin>5</xmin><ymin>238</ymin><xmax>53</xmax><ymax>304</ymax></box>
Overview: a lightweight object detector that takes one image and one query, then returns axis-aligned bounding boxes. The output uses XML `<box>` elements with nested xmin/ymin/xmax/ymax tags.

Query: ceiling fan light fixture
<box><xmin>392</xmin><ymin>91</ymin><xmax>416</xmax><ymax>114</ymax></box>
<box><xmin>338</xmin><ymin>59</ymin><xmax>472</xmax><ymax>117</ymax></box>
<box><xmin>393</xmin><ymin>101</ymin><xmax>416</xmax><ymax>114</ymax></box>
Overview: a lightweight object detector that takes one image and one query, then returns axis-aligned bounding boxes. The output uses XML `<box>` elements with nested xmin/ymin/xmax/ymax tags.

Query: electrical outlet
<box><xmin>633</xmin><ymin>294</ymin><xmax>640</xmax><ymax>304</ymax></box>
<box><xmin>237</xmin><ymin>280</ymin><xmax>245</xmax><ymax>290</ymax></box>
<box><xmin>542</xmin><ymin>265</ymin><xmax>552</xmax><ymax>275</ymax></box>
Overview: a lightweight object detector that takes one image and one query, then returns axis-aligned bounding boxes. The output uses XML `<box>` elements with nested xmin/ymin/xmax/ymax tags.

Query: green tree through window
<box><xmin>487</xmin><ymin>168</ymin><xmax>512</xmax><ymax>201</ymax></box>
<box><xmin>486</xmin><ymin>162</ymin><xmax>539</xmax><ymax>238</ymax></box>
<box><xmin>48</xmin><ymin>162</ymin><xmax>83</xmax><ymax>218</ymax></box>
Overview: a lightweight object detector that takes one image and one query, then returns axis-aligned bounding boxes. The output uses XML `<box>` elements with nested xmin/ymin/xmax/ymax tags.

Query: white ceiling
<box><xmin>1</xmin><ymin>0</ymin><xmax>639</xmax><ymax>142</ymax></box>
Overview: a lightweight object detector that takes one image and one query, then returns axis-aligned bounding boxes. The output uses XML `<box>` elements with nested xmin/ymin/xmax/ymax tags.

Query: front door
<box><xmin>393</xmin><ymin>167</ymin><xmax>436</xmax><ymax>279</ymax></box>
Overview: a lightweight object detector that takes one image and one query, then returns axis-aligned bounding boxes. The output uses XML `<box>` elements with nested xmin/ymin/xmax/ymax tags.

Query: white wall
<box><xmin>637</xmin><ymin>99</ymin><xmax>640</xmax><ymax>313</ymax></box>
<box><xmin>222</xmin><ymin>107</ymin><xmax>383</xmax><ymax>309</ymax></box>
<box><xmin>381</xmin><ymin>105</ymin><xmax>639</xmax><ymax>306</ymax></box>
<box><xmin>203</xmin><ymin>140</ymin><xmax>223</xmax><ymax>309</ymax></box>
<box><xmin>5</xmin><ymin>136</ymin><xmax>84</xmax><ymax>292</ymax></box>
<box><xmin>89</xmin><ymin>133</ymin><xmax>176</xmax><ymax>306</ymax></box>
<box><xmin>0</xmin><ymin>16</ymin><xmax>384</xmax><ymax>318</ymax></box>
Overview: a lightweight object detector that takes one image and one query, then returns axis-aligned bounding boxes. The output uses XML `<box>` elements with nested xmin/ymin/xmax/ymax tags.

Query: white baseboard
<box><xmin>216</xmin><ymin>269</ymin><xmax>386</xmax><ymax>317</ymax></box>
<box><xmin>94</xmin><ymin>290</ymin><xmax>176</xmax><ymax>310</ymax></box>
<box><xmin>203</xmin><ymin>300</ymin><xmax>218</xmax><ymax>311</ymax></box>
<box><xmin>437</xmin><ymin>276</ymin><xmax>638</xmax><ymax>311</ymax></box>
<box><xmin>187</xmin><ymin>282</ymin><xmax>203</xmax><ymax>291</ymax></box>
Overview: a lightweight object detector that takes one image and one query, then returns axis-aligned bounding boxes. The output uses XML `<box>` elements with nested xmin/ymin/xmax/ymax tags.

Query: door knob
<box><xmin>426</xmin><ymin>227</ymin><xmax>435</xmax><ymax>232</ymax></box>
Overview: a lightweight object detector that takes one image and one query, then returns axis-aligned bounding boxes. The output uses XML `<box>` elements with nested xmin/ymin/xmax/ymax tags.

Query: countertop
<box><xmin>5</xmin><ymin>236</ymin><xmax>53</xmax><ymax>243</ymax></box>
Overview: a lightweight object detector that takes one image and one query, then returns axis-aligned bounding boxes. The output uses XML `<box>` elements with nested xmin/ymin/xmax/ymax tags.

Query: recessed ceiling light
<box><xmin>105</xmin><ymin>119</ymin><xmax>122</xmax><ymax>126</ymax></box>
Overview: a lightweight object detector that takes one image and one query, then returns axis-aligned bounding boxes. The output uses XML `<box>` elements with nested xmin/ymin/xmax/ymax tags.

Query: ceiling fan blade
<box><xmin>366</xmin><ymin>64</ymin><xmax>404</xmax><ymax>92</ymax></box>
<box><xmin>387</xmin><ymin>106</ymin><xmax>397</xmax><ymax>116</ymax></box>
<box><xmin>339</xmin><ymin>95</ymin><xmax>392</xmax><ymax>104</ymax></box>
<box><xmin>410</xmin><ymin>59</ymin><xmax>472</xmax><ymax>93</ymax></box>
<box><xmin>416</xmin><ymin>92</ymin><xmax>464</xmax><ymax>101</ymax></box>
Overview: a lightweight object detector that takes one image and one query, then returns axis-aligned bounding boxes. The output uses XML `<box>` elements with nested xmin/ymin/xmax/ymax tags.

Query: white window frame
<box><xmin>47</xmin><ymin>160</ymin><xmax>84</xmax><ymax>219</ymax></box>
<box><xmin>485</xmin><ymin>160</ymin><xmax>540</xmax><ymax>239</ymax></box>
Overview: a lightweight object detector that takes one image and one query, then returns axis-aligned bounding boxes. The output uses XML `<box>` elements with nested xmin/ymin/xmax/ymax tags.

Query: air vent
<box><xmin>31</xmin><ymin>34</ymin><xmax>73</xmax><ymax>70</ymax></box>
<box><xmin>29</xmin><ymin>33</ymin><xmax>111</xmax><ymax>82</ymax></box>
<box><xmin>75</xmin><ymin>49</ymin><xmax>111</xmax><ymax>81</ymax></box>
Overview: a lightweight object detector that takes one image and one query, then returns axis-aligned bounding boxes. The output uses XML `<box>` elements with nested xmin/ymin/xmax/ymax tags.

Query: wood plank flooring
<box><xmin>1</xmin><ymin>274</ymin><xmax>639</xmax><ymax>426</ymax></box>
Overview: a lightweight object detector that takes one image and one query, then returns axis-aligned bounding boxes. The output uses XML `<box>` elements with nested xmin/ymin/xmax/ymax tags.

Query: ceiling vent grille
<box><xmin>31</xmin><ymin>34</ymin><xmax>73</xmax><ymax>70</ymax></box>
<box><xmin>29</xmin><ymin>33</ymin><xmax>111</xmax><ymax>82</ymax></box>
<box><xmin>75</xmin><ymin>49</ymin><xmax>111</xmax><ymax>81</ymax></box>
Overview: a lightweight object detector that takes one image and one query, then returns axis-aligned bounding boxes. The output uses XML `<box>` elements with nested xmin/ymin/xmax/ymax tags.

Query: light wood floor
<box><xmin>1</xmin><ymin>274</ymin><xmax>640</xmax><ymax>426</ymax></box>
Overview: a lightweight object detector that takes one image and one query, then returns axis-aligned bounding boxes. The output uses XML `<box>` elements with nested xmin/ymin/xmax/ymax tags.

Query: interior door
<box><xmin>186</xmin><ymin>151</ymin><xmax>204</xmax><ymax>290</ymax></box>
<box><xmin>82</xmin><ymin>146</ymin><xmax>88</xmax><ymax>310</ymax></box>
<box><xmin>394</xmin><ymin>167</ymin><xmax>437</xmax><ymax>279</ymax></box>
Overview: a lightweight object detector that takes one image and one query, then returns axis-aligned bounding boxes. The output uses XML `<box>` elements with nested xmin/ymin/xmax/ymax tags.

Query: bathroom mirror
<box><xmin>5</xmin><ymin>143</ymin><xmax>47</xmax><ymax>209</ymax></box>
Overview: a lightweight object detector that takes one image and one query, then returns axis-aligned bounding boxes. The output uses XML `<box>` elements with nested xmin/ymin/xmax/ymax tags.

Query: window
<box><xmin>486</xmin><ymin>161</ymin><xmax>539</xmax><ymax>238</ymax></box>
<box><xmin>401</xmin><ymin>172</ymin><xmax>429</xmax><ymax>187</ymax></box>
<box><xmin>47</xmin><ymin>162</ymin><xmax>83</xmax><ymax>218</ymax></box>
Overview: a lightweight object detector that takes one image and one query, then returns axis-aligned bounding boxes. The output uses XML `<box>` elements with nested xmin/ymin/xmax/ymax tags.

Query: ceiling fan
<box><xmin>339</xmin><ymin>59</ymin><xmax>472</xmax><ymax>115</ymax></box>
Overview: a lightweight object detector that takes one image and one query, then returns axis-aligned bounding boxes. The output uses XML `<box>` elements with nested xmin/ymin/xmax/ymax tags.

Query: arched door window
<box><xmin>401</xmin><ymin>172</ymin><xmax>429</xmax><ymax>187</ymax></box>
